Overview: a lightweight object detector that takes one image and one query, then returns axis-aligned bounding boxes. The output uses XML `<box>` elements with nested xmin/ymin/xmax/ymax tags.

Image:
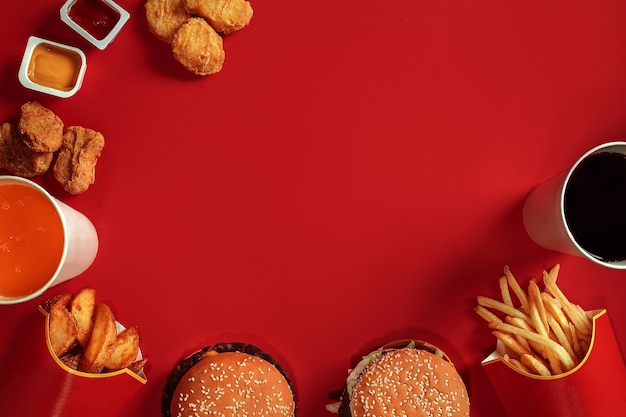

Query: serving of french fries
<box><xmin>475</xmin><ymin>264</ymin><xmax>593</xmax><ymax>377</ymax></box>
<box><xmin>42</xmin><ymin>288</ymin><xmax>147</xmax><ymax>375</ymax></box>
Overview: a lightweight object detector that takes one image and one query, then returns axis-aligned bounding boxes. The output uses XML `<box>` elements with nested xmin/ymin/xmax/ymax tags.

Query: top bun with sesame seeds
<box><xmin>161</xmin><ymin>342</ymin><xmax>297</xmax><ymax>417</ymax></box>
<box><xmin>336</xmin><ymin>340</ymin><xmax>470</xmax><ymax>417</ymax></box>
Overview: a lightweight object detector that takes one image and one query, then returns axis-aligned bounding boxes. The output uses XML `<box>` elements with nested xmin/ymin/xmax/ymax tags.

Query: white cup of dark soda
<box><xmin>523</xmin><ymin>142</ymin><xmax>626</xmax><ymax>269</ymax></box>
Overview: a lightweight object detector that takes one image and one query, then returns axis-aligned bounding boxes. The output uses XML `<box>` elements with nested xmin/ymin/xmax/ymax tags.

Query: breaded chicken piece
<box><xmin>145</xmin><ymin>0</ymin><xmax>192</xmax><ymax>43</ymax></box>
<box><xmin>171</xmin><ymin>17</ymin><xmax>225</xmax><ymax>75</ymax></box>
<box><xmin>18</xmin><ymin>101</ymin><xmax>64</xmax><ymax>153</ymax></box>
<box><xmin>183</xmin><ymin>0</ymin><xmax>253</xmax><ymax>34</ymax></box>
<box><xmin>0</xmin><ymin>122</ymin><xmax>53</xmax><ymax>177</ymax></box>
<box><xmin>53</xmin><ymin>126</ymin><xmax>105</xmax><ymax>195</ymax></box>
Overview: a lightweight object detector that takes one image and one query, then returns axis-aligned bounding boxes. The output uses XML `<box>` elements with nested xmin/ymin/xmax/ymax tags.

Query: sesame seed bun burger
<box><xmin>161</xmin><ymin>342</ymin><xmax>297</xmax><ymax>417</ymax></box>
<box><xmin>336</xmin><ymin>340</ymin><xmax>470</xmax><ymax>417</ymax></box>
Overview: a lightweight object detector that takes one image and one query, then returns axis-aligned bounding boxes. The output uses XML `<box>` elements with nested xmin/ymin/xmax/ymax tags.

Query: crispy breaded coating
<box><xmin>145</xmin><ymin>0</ymin><xmax>192</xmax><ymax>43</ymax></box>
<box><xmin>0</xmin><ymin>122</ymin><xmax>53</xmax><ymax>177</ymax></box>
<box><xmin>53</xmin><ymin>126</ymin><xmax>105</xmax><ymax>195</ymax></box>
<box><xmin>183</xmin><ymin>0</ymin><xmax>253</xmax><ymax>34</ymax></box>
<box><xmin>171</xmin><ymin>17</ymin><xmax>225</xmax><ymax>75</ymax></box>
<box><xmin>18</xmin><ymin>101</ymin><xmax>64</xmax><ymax>153</ymax></box>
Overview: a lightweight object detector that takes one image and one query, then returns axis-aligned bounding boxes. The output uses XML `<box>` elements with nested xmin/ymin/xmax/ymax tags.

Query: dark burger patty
<box><xmin>161</xmin><ymin>342</ymin><xmax>297</xmax><ymax>417</ymax></box>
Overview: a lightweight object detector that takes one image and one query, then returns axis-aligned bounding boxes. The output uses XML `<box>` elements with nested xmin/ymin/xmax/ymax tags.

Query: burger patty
<box><xmin>161</xmin><ymin>342</ymin><xmax>296</xmax><ymax>417</ymax></box>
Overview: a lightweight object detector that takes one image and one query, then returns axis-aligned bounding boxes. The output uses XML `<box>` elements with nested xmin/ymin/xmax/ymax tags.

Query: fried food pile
<box><xmin>43</xmin><ymin>288</ymin><xmax>147</xmax><ymax>375</ymax></box>
<box><xmin>0</xmin><ymin>101</ymin><xmax>104</xmax><ymax>194</ymax></box>
<box><xmin>145</xmin><ymin>0</ymin><xmax>253</xmax><ymax>75</ymax></box>
<box><xmin>475</xmin><ymin>264</ymin><xmax>593</xmax><ymax>376</ymax></box>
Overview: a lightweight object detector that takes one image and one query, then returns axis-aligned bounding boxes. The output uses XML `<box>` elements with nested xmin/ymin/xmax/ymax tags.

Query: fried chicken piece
<box><xmin>145</xmin><ymin>0</ymin><xmax>192</xmax><ymax>43</ymax></box>
<box><xmin>171</xmin><ymin>17</ymin><xmax>225</xmax><ymax>75</ymax></box>
<box><xmin>183</xmin><ymin>0</ymin><xmax>253</xmax><ymax>34</ymax></box>
<box><xmin>53</xmin><ymin>126</ymin><xmax>105</xmax><ymax>195</ymax></box>
<box><xmin>0</xmin><ymin>122</ymin><xmax>53</xmax><ymax>177</ymax></box>
<box><xmin>18</xmin><ymin>101</ymin><xmax>64</xmax><ymax>153</ymax></box>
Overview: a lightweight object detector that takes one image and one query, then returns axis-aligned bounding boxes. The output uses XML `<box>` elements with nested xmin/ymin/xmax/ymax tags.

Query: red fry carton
<box><xmin>482</xmin><ymin>309</ymin><xmax>626</xmax><ymax>417</ymax></box>
<box><xmin>0</xmin><ymin>307</ymin><xmax>147</xmax><ymax>417</ymax></box>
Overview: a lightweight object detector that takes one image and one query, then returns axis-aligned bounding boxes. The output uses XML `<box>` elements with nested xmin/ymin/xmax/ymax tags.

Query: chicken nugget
<box><xmin>0</xmin><ymin>122</ymin><xmax>53</xmax><ymax>177</ymax></box>
<box><xmin>18</xmin><ymin>101</ymin><xmax>64</xmax><ymax>153</ymax></box>
<box><xmin>145</xmin><ymin>0</ymin><xmax>192</xmax><ymax>43</ymax></box>
<box><xmin>171</xmin><ymin>17</ymin><xmax>225</xmax><ymax>75</ymax></box>
<box><xmin>53</xmin><ymin>126</ymin><xmax>105</xmax><ymax>195</ymax></box>
<box><xmin>183</xmin><ymin>0</ymin><xmax>253</xmax><ymax>34</ymax></box>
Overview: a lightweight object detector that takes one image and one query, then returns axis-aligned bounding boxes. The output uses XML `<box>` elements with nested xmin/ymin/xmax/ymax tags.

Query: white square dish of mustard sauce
<box><xmin>18</xmin><ymin>36</ymin><xmax>87</xmax><ymax>98</ymax></box>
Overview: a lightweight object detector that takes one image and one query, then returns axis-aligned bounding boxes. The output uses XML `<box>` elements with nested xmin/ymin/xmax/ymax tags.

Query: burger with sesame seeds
<box><xmin>161</xmin><ymin>342</ymin><xmax>297</xmax><ymax>417</ymax></box>
<box><xmin>335</xmin><ymin>339</ymin><xmax>470</xmax><ymax>417</ymax></box>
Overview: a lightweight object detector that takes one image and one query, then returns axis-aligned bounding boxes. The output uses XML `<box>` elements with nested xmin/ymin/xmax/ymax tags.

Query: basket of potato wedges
<box><xmin>42</xmin><ymin>288</ymin><xmax>147</xmax><ymax>376</ymax></box>
<box><xmin>0</xmin><ymin>288</ymin><xmax>147</xmax><ymax>417</ymax></box>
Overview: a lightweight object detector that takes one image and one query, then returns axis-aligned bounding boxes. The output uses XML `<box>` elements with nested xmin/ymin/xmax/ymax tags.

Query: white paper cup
<box><xmin>523</xmin><ymin>142</ymin><xmax>626</xmax><ymax>269</ymax></box>
<box><xmin>0</xmin><ymin>176</ymin><xmax>98</xmax><ymax>304</ymax></box>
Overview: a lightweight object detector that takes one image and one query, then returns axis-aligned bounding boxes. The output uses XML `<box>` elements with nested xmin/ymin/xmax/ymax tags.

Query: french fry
<box><xmin>576</xmin><ymin>304</ymin><xmax>591</xmax><ymax>325</ymax></box>
<box><xmin>505</xmin><ymin>304</ymin><xmax>548</xmax><ymax>358</ymax></box>
<box><xmin>528</xmin><ymin>294</ymin><xmax>548</xmax><ymax>338</ymax></box>
<box><xmin>503</xmin><ymin>354</ymin><xmax>531</xmax><ymax>374</ymax></box>
<box><xmin>504</xmin><ymin>265</ymin><xmax>529</xmax><ymax>311</ymax></box>
<box><xmin>527</xmin><ymin>286</ymin><xmax>562</xmax><ymax>373</ymax></box>
<box><xmin>477</xmin><ymin>295</ymin><xmax>531</xmax><ymax>323</ymax></box>
<box><xmin>541</xmin><ymin>292</ymin><xmax>570</xmax><ymax>334</ymax></box>
<box><xmin>543</xmin><ymin>270</ymin><xmax>592</xmax><ymax>336</ymax></box>
<box><xmin>474</xmin><ymin>304</ymin><xmax>503</xmax><ymax>324</ymax></box>
<box><xmin>521</xmin><ymin>353</ymin><xmax>551</xmax><ymax>376</ymax></box>
<box><xmin>544</xmin><ymin>341</ymin><xmax>564</xmax><ymax>375</ymax></box>
<box><xmin>503</xmin><ymin>316</ymin><xmax>532</xmax><ymax>352</ymax></box>
<box><xmin>489</xmin><ymin>321</ymin><xmax>575</xmax><ymax>370</ymax></box>
<box><xmin>548</xmin><ymin>263</ymin><xmax>560</xmax><ymax>282</ymax></box>
<box><xmin>499</xmin><ymin>275</ymin><xmax>513</xmax><ymax>307</ymax></box>
<box><xmin>547</xmin><ymin>315</ymin><xmax>578</xmax><ymax>363</ymax></box>
<box><xmin>528</xmin><ymin>280</ymin><xmax>548</xmax><ymax>335</ymax></box>
<box><xmin>569</xmin><ymin>322</ymin><xmax>583</xmax><ymax>359</ymax></box>
<box><xmin>493</xmin><ymin>330</ymin><xmax>531</xmax><ymax>357</ymax></box>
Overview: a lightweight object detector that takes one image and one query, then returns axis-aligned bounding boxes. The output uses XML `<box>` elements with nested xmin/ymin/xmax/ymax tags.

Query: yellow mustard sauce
<box><xmin>27</xmin><ymin>43</ymin><xmax>82</xmax><ymax>91</ymax></box>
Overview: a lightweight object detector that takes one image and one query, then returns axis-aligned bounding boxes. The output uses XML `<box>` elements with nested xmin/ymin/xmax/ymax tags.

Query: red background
<box><xmin>2</xmin><ymin>1</ymin><xmax>626</xmax><ymax>416</ymax></box>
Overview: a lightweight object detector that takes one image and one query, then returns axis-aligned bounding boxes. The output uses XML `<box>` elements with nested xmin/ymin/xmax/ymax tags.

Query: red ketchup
<box><xmin>68</xmin><ymin>0</ymin><xmax>120</xmax><ymax>41</ymax></box>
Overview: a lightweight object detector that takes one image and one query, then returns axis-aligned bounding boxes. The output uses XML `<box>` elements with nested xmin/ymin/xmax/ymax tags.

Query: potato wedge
<box><xmin>42</xmin><ymin>293</ymin><xmax>72</xmax><ymax>313</ymax></box>
<box><xmin>127</xmin><ymin>357</ymin><xmax>148</xmax><ymax>375</ymax></box>
<box><xmin>70</xmin><ymin>288</ymin><xmax>96</xmax><ymax>347</ymax></box>
<box><xmin>104</xmin><ymin>326</ymin><xmax>140</xmax><ymax>371</ymax></box>
<box><xmin>79</xmin><ymin>303</ymin><xmax>117</xmax><ymax>373</ymax></box>
<box><xmin>48</xmin><ymin>301</ymin><xmax>78</xmax><ymax>357</ymax></box>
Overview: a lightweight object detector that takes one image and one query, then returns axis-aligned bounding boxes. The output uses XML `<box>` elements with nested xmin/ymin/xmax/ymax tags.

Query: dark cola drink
<box><xmin>564</xmin><ymin>152</ymin><xmax>626</xmax><ymax>262</ymax></box>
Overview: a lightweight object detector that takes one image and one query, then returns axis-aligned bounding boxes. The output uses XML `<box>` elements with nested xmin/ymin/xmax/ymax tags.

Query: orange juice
<box><xmin>0</xmin><ymin>183</ymin><xmax>65</xmax><ymax>297</ymax></box>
